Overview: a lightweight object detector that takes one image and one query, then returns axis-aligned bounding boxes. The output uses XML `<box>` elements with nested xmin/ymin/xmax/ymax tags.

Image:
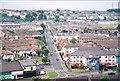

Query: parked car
<box><xmin>56</xmin><ymin>59</ymin><xmax>59</xmax><ymax>61</ymax></box>
<box><xmin>41</xmin><ymin>66</ymin><xmax>44</xmax><ymax>69</ymax></box>
<box><xmin>50</xmin><ymin>53</ymin><xmax>53</xmax><ymax>56</ymax></box>
<box><xmin>48</xmin><ymin>53</ymin><xmax>53</xmax><ymax>56</ymax></box>
<box><xmin>39</xmin><ymin>70</ymin><xmax>46</xmax><ymax>75</ymax></box>
<box><xmin>108</xmin><ymin>72</ymin><xmax>115</xmax><ymax>75</ymax></box>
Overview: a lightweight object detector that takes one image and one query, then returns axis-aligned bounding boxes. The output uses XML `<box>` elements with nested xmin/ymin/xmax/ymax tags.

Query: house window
<box><xmin>106</xmin><ymin>60</ymin><xmax>107</xmax><ymax>62</ymax></box>
<box><xmin>77</xmin><ymin>56</ymin><xmax>79</xmax><ymax>58</ymax></box>
<box><xmin>73</xmin><ymin>57</ymin><xmax>75</xmax><ymax>58</ymax></box>
<box><xmin>99</xmin><ymin>56</ymin><xmax>101</xmax><ymax>58</ymax></box>
<box><xmin>80</xmin><ymin>61</ymin><xmax>82</xmax><ymax>63</ymax></box>
<box><xmin>77</xmin><ymin>60</ymin><xmax>79</xmax><ymax>62</ymax></box>
<box><xmin>74</xmin><ymin>61</ymin><xmax>75</xmax><ymax>62</ymax></box>
<box><xmin>112</xmin><ymin>56</ymin><xmax>115</xmax><ymax>58</ymax></box>
<box><xmin>105</xmin><ymin>56</ymin><xmax>107</xmax><ymax>58</ymax></box>
<box><xmin>31</xmin><ymin>67</ymin><xmax>33</xmax><ymax>70</ymax></box>
<box><xmin>17</xmin><ymin>75</ymin><xmax>23</xmax><ymax>78</ymax></box>
<box><xmin>113</xmin><ymin>60</ymin><xmax>114</xmax><ymax>62</ymax></box>
<box><xmin>80</xmin><ymin>56</ymin><xmax>82</xmax><ymax>58</ymax></box>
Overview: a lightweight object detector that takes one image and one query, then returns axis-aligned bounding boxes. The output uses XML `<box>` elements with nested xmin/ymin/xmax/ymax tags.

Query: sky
<box><xmin>0</xmin><ymin>1</ymin><xmax>119</xmax><ymax>11</ymax></box>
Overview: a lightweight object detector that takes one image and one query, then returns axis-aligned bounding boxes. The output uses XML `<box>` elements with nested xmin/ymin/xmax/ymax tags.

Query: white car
<box><xmin>39</xmin><ymin>70</ymin><xmax>46</xmax><ymax>75</ymax></box>
<box><xmin>49</xmin><ymin>53</ymin><xmax>53</xmax><ymax>56</ymax></box>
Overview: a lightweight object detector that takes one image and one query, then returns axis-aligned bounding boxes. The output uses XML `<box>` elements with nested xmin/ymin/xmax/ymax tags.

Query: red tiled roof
<box><xmin>0</xmin><ymin>50</ymin><xmax>12</xmax><ymax>55</ymax></box>
<box><xmin>25</xmin><ymin>46</ymin><xmax>40</xmax><ymax>51</ymax></box>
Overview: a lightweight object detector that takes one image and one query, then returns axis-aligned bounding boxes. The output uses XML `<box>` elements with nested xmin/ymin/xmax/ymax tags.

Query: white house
<box><xmin>62</xmin><ymin>44</ymin><xmax>79</xmax><ymax>53</ymax></box>
<box><xmin>19</xmin><ymin>59</ymin><xmax>37</xmax><ymax>72</ymax></box>
<box><xmin>99</xmin><ymin>55</ymin><xmax>116</xmax><ymax>66</ymax></box>
<box><xmin>69</xmin><ymin>48</ymin><xmax>118</xmax><ymax>67</ymax></box>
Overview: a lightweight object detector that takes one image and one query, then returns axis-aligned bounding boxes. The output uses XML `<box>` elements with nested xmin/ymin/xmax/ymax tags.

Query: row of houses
<box><xmin>55</xmin><ymin>35</ymin><xmax>119</xmax><ymax>70</ymax></box>
<box><xmin>0</xmin><ymin>35</ymin><xmax>41</xmax><ymax>61</ymax></box>
<box><xmin>47</xmin><ymin>21</ymin><xmax>118</xmax><ymax>37</ymax></box>
<box><xmin>0</xmin><ymin>23</ymin><xmax>43</xmax><ymax>31</ymax></box>
<box><xmin>0</xmin><ymin>23</ymin><xmax>43</xmax><ymax>61</ymax></box>
<box><xmin>0</xmin><ymin>23</ymin><xmax>44</xmax><ymax>80</ymax></box>
<box><xmin>1</xmin><ymin>9</ymin><xmax>119</xmax><ymax>21</ymax></box>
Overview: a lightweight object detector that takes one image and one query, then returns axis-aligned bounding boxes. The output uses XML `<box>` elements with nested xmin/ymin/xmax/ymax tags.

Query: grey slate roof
<box><xmin>71</xmin><ymin>49</ymin><xmax>118</xmax><ymax>58</ymax></box>
<box><xmin>19</xmin><ymin>59</ymin><xmax>36</xmax><ymax>67</ymax></box>
<box><xmin>0</xmin><ymin>60</ymin><xmax>23</xmax><ymax>72</ymax></box>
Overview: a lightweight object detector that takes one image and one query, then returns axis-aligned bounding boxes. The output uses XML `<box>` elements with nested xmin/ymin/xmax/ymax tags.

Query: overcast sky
<box><xmin>1</xmin><ymin>1</ymin><xmax>119</xmax><ymax>11</ymax></box>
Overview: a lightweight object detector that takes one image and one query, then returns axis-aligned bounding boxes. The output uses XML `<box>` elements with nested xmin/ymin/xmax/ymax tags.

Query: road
<box><xmin>44</xmin><ymin>28</ymin><xmax>67</xmax><ymax>78</ymax></box>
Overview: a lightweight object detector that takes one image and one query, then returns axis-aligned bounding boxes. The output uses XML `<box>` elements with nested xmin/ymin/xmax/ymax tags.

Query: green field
<box><xmin>37</xmin><ymin>58</ymin><xmax>44</xmax><ymax>65</ymax></box>
<box><xmin>101</xmin><ymin>24</ymin><xmax>118</xmax><ymax>28</ymax></box>
<box><xmin>48</xmin><ymin>72</ymin><xmax>58</xmax><ymax>78</ymax></box>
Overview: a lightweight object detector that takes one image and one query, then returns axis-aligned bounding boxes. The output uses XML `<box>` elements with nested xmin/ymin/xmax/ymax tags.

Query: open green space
<box><xmin>37</xmin><ymin>58</ymin><xmax>44</xmax><ymax>65</ymax></box>
<box><xmin>48</xmin><ymin>72</ymin><xmax>58</xmax><ymax>78</ymax></box>
<box><xmin>37</xmin><ymin>57</ymin><xmax>50</xmax><ymax>65</ymax></box>
<box><xmin>101</xmin><ymin>24</ymin><xmax>118</xmax><ymax>28</ymax></box>
<box><xmin>71</xmin><ymin>69</ymin><xmax>86</xmax><ymax>73</ymax></box>
<box><xmin>66</xmin><ymin>64</ymin><xmax>88</xmax><ymax>73</ymax></box>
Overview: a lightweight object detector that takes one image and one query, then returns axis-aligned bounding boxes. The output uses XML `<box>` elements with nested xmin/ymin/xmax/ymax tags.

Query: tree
<box><xmin>117</xmin><ymin>24</ymin><xmax>120</xmax><ymax>32</ymax></box>
<box><xmin>36</xmin><ymin>50</ymin><xmax>42</xmax><ymax>56</ymax></box>
<box><xmin>40</xmin><ymin>23</ymin><xmax>46</xmax><ymax>30</ymax></box>
<box><xmin>42</xmin><ymin>56</ymin><xmax>50</xmax><ymax>64</ymax></box>
<box><xmin>55</xmin><ymin>15</ymin><xmax>59</xmax><ymax>22</ymax></box>
<box><xmin>56</xmin><ymin>8</ymin><xmax>60</xmax><ymax>14</ymax></box>
<box><xmin>38</xmin><ymin>30</ymin><xmax>44</xmax><ymax>34</ymax></box>
<box><xmin>25</xmin><ymin>13</ymin><xmax>35</xmax><ymax>22</ymax></box>
<box><xmin>70</xmin><ymin>38</ymin><xmax>76</xmax><ymax>44</ymax></box>
<box><xmin>84</xmin><ymin>27</ymin><xmax>89</xmax><ymax>33</ymax></box>
<box><xmin>38</xmin><ymin>13</ymin><xmax>47</xmax><ymax>20</ymax></box>
<box><xmin>2</xmin><ymin>13</ymin><xmax>9</xmax><ymax>17</ymax></box>
<box><xmin>117</xmin><ymin>67</ymin><xmax>120</xmax><ymax>73</ymax></box>
<box><xmin>103</xmin><ymin>16</ymin><xmax>107</xmax><ymax>20</ymax></box>
<box><xmin>42</xmin><ymin>49</ymin><xmax>49</xmax><ymax>56</ymax></box>
<box><xmin>32</xmin><ymin>12</ymin><xmax>37</xmax><ymax>18</ymax></box>
<box><xmin>38</xmin><ymin>13</ymin><xmax>43</xmax><ymax>20</ymax></box>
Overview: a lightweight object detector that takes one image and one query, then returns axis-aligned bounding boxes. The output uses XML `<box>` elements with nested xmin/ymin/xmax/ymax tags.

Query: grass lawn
<box><xmin>37</xmin><ymin>58</ymin><xmax>44</xmax><ymax>65</ymax></box>
<box><xmin>101</xmin><ymin>24</ymin><xmax>118</xmax><ymax>28</ymax></box>
<box><xmin>37</xmin><ymin>57</ymin><xmax>50</xmax><ymax>65</ymax></box>
<box><xmin>48</xmin><ymin>72</ymin><xmax>58</xmax><ymax>78</ymax></box>
<box><xmin>66</xmin><ymin>64</ymin><xmax>88</xmax><ymax>73</ymax></box>
<box><xmin>71</xmin><ymin>69</ymin><xmax>86</xmax><ymax>73</ymax></box>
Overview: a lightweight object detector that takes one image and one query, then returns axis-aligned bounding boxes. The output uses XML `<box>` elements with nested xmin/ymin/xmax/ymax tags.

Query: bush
<box><xmin>32</xmin><ymin>76</ymin><xmax>39</xmax><ymax>81</ymax></box>
<box><xmin>79</xmin><ymin>65</ymin><xmax>85</xmax><ymax>69</ymax></box>
<box><xmin>70</xmin><ymin>38</ymin><xmax>76</xmax><ymax>44</ymax></box>
<box><xmin>100</xmin><ymin>76</ymin><xmax>110</xmax><ymax>81</ymax></box>
<box><xmin>117</xmin><ymin>66</ymin><xmax>120</xmax><ymax>73</ymax></box>
<box><xmin>42</xmin><ymin>56</ymin><xmax>50</xmax><ymax>64</ymax></box>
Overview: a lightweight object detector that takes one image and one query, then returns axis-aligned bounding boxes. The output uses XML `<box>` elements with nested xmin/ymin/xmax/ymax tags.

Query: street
<box><xmin>44</xmin><ymin>28</ymin><xmax>67</xmax><ymax>78</ymax></box>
